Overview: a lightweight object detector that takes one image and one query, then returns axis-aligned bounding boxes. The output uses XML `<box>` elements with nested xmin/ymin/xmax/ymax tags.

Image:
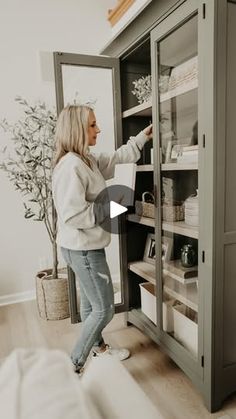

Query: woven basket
<box><xmin>36</xmin><ymin>268</ymin><xmax>70</xmax><ymax>320</ymax></box>
<box><xmin>135</xmin><ymin>192</ymin><xmax>155</xmax><ymax>219</ymax></box>
<box><xmin>162</xmin><ymin>201</ymin><xmax>184</xmax><ymax>222</ymax></box>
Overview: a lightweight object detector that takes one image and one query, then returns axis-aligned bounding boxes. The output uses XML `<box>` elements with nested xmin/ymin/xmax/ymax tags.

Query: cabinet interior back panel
<box><xmin>223</xmin><ymin>243</ymin><xmax>236</xmax><ymax>365</ymax></box>
<box><xmin>225</xmin><ymin>2</ymin><xmax>236</xmax><ymax>232</ymax></box>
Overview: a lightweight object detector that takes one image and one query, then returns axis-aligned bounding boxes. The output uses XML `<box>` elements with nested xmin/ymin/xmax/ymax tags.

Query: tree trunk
<box><xmin>51</xmin><ymin>201</ymin><xmax>58</xmax><ymax>279</ymax></box>
<box><xmin>52</xmin><ymin>240</ymin><xmax>58</xmax><ymax>279</ymax></box>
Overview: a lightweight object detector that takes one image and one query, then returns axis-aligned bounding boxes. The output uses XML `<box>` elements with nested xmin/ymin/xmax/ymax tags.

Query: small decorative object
<box><xmin>135</xmin><ymin>191</ymin><xmax>155</xmax><ymax>219</ymax></box>
<box><xmin>181</xmin><ymin>244</ymin><xmax>197</xmax><ymax>267</ymax></box>
<box><xmin>159</xmin><ymin>75</ymin><xmax>169</xmax><ymax>93</ymax></box>
<box><xmin>143</xmin><ymin>234</ymin><xmax>173</xmax><ymax>265</ymax></box>
<box><xmin>184</xmin><ymin>189</ymin><xmax>199</xmax><ymax>226</ymax></box>
<box><xmin>0</xmin><ymin>97</ymin><xmax>70</xmax><ymax>320</ymax></box>
<box><xmin>162</xmin><ymin>177</ymin><xmax>174</xmax><ymax>202</ymax></box>
<box><xmin>143</xmin><ymin>233</ymin><xmax>156</xmax><ymax>265</ymax></box>
<box><xmin>170</xmin><ymin>143</ymin><xmax>183</xmax><ymax>162</ymax></box>
<box><xmin>162</xmin><ymin>236</ymin><xmax>173</xmax><ymax>262</ymax></box>
<box><xmin>131</xmin><ymin>75</ymin><xmax>152</xmax><ymax>104</ymax></box>
<box><xmin>162</xmin><ymin>201</ymin><xmax>185</xmax><ymax>222</ymax></box>
<box><xmin>161</xmin><ymin>177</ymin><xmax>184</xmax><ymax>221</ymax></box>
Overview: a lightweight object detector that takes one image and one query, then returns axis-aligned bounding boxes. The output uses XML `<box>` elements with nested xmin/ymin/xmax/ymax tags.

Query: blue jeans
<box><xmin>61</xmin><ymin>247</ymin><xmax>115</xmax><ymax>368</ymax></box>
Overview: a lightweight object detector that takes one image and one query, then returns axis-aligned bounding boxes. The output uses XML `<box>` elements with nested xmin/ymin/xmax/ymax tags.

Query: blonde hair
<box><xmin>54</xmin><ymin>105</ymin><xmax>93</xmax><ymax>168</ymax></box>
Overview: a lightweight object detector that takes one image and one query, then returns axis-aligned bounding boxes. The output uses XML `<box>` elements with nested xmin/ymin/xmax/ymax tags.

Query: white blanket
<box><xmin>0</xmin><ymin>348</ymin><xmax>98</xmax><ymax>419</ymax></box>
<box><xmin>0</xmin><ymin>348</ymin><xmax>161</xmax><ymax>419</ymax></box>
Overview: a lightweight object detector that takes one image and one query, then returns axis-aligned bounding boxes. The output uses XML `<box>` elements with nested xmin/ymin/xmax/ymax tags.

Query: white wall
<box><xmin>0</xmin><ymin>0</ymin><xmax>116</xmax><ymax>299</ymax></box>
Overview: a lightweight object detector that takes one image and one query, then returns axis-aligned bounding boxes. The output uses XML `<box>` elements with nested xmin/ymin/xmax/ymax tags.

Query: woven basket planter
<box><xmin>36</xmin><ymin>269</ymin><xmax>70</xmax><ymax>320</ymax></box>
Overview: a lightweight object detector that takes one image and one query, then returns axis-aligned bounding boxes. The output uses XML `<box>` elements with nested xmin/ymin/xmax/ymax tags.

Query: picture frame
<box><xmin>143</xmin><ymin>234</ymin><xmax>173</xmax><ymax>265</ymax></box>
<box><xmin>165</xmin><ymin>140</ymin><xmax>183</xmax><ymax>163</ymax></box>
<box><xmin>162</xmin><ymin>236</ymin><xmax>173</xmax><ymax>262</ymax></box>
<box><xmin>143</xmin><ymin>233</ymin><xmax>156</xmax><ymax>265</ymax></box>
<box><xmin>170</xmin><ymin>142</ymin><xmax>182</xmax><ymax>162</ymax></box>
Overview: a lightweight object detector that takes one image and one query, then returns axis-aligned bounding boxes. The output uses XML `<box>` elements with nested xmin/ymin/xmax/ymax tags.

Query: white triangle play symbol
<box><xmin>110</xmin><ymin>201</ymin><xmax>127</xmax><ymax>219</ymax></box>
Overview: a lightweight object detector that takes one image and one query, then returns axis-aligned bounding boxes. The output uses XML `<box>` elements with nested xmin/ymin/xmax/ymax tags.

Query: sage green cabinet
<box><xmin>101</xmin><ymin>0</ymin><xmax>236</xmax><ymax>412</ymax></box>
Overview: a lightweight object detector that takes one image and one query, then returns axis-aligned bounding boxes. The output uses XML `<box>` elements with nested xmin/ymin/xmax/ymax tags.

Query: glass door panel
<box><xmin>158</xmin><ymin>15</ymin><xmax>199</xmax><ymax>357</ymax></box>
<box><xmin>54</xmin><ymin>53</ymin><xmax>123</xmax><ymax>323</ymax></box>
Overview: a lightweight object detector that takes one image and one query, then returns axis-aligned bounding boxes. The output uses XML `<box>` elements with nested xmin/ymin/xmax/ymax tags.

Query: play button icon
<box><xmin>110</xmin><ymin>201</ymin><xmax>127</xmax><ymax>219</ymax></box>
<box><xmin>93</xmin><ymin>184</ymin><xmax>141</xmax><ymax>234</ymax></box>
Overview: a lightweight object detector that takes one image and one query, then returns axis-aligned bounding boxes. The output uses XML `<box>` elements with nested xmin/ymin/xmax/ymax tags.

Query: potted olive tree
<box><xmin>0</xmin><ymin>96</ymin><xmax>69</xmax><ymax>320</ymax></box>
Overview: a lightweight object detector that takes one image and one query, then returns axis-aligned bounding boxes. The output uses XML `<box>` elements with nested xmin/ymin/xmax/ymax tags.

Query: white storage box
<box><xmin>173</xmin><ymin>303</ymin><xmax>198</xmax><ymax>356</ymax></box>
<box><xmin>139</xmin><ymin>282</ymin><xmax>157</xmax><ymax>324</ymax></box>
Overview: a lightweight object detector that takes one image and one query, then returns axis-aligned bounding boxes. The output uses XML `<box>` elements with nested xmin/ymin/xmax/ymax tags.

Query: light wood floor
<box><xmin>1</xmin><ymin>300</ymin><xmax>236</xmax><ymax>419</ymax></box>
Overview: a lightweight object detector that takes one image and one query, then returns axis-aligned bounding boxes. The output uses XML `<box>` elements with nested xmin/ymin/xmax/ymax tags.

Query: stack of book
<box><xmin>163</xmin><ymin>259</ymin><xmax>198</xmax><ymax>285</ymax></box>
<box><xmin>168</xmin><ymin>56</ymin><xmax>198</xmax><ymax>91</ymax></box>
<box><xmin>177</xmin><ymin>145</ymin><xmax>198</xmax><ymax>164</ymax></box>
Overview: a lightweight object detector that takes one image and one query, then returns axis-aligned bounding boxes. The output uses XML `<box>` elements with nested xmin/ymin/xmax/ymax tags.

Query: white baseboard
<box><xmin>0</xmin><ymin>273</ymin><xmax>121</xmax><ymax>307</ymax></box>
<box><xmin>0</xmin><ymin>290</ymin><xmax>36</xmax><ymax>307</ymax></box>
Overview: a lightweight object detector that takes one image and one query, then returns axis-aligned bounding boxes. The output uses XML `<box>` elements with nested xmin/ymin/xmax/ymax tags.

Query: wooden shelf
<box><xmin>162</xmin><ymin>221</ymin><xmax>198</xmax><ymax>239</ymax></box>
<box><xmin>127</xmin><ymin>214</ymin><xmax>155</xmax><ymax>227</ymax></box>
<box><xmin>122</xmin><ymin>100</ymin><xmax>152</xmax><ymax>118</ymax></box>
<box><xmin>161</xmin><ymin>162</ymin><xmax>198</xmax><ymax>171</ymax></box>
<box><xmin>160</xmin><ymin>79</ymin><xmax>198</xmax><ymax>103</ymax></box>
<box><xmin>128</xmin><ymin>261</ymin><xmax>198</xmax><ymax>311</ymax></box>
<box><xmin>136</xmin><ymin>164</ymin><xmax>153</xmax><ymax>172</ymax></box>
<box><xmin>122</xmin><ymin>81</ymin><xmax>197</xmax><ymax>118</ymax></box>
<box><xmin>129</xmin><ymin>260</ymin><xmax>155</xmax><ymax>284</ymax></box>
<box><xmin>164</xmin><ymin>275</ymin><xmax>198</xmax><ymax>312</ymax></box>
<box><xmin>127</xmin><ymin>215</ymin><xmax>198</xmax><ymax>238</ymax></box>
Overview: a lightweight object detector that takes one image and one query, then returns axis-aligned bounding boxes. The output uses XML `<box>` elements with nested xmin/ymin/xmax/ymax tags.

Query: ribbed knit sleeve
<box><xmin>93</xmin><ymin>131</ymin><xmax>148</xmax><ymax>180</ymax></box>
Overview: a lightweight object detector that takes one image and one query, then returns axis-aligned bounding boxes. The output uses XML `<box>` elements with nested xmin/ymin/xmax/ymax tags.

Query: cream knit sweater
<box><xmin>52</xmin><ymin>131</ymin><xmax>148</xmax><ymax>250</ymax></box>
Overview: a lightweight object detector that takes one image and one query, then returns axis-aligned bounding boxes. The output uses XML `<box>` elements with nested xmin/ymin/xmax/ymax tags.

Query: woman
<box><xmin>52</xmin><ymin>105</ymin><xmax>152</xmax><ymax>373</ymax></box>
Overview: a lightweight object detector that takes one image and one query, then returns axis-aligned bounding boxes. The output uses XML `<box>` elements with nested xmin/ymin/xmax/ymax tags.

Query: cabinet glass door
<box><xmin>157</xmin><ymin>15</ymin><xmax>199</xmax><ymax>357</ymax></box>
<box><xmin>54</xmin><ymin>52</ymin><xmax>124</xmax><ymax>323</ymax></box>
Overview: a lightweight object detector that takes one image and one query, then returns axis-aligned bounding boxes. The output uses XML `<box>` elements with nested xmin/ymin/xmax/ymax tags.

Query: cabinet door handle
<box><xmin>202</xmin><ymin>251</ymin><xmax>205</xmax><ymax>263</ymax></box>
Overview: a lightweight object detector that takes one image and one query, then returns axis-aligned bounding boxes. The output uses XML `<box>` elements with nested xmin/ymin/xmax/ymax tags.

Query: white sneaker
<box><xmin>93</xmin><ymin>344</ymin><xmax>130</xmax><ymax>361</ymax></box>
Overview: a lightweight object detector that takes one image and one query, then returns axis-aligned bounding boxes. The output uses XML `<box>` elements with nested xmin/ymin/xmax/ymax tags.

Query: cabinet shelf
<box><xmin>128</xmin><ymin>260</ymin><xmax>155</xmax><ymax>284</ymax></box>
<box><xmin>127</xmin><ymin>214</ymin><xmax>155</xmax><ymax>227</ymax></box>
<box><xmin>128</xmin><ymin>261</ymin><xmax>198</xmax><ymax>312</ymax></box>
<box><xmin>122</xmin><ymin>81</ymin><xmax>197</xmax><ymax>118</ymax></box>
<box><xmin>122</xmin><ymin>100</ymin><xmax>152</xmax><ymax>118</ymax></box>
<box><xmin>164</xmin><ymin>276</ymin><xmax>198</xmax><ymax>312</ymax></box>
<box><xmin>136</xmin><ymin>164</ymin><xmax>154</xmax><ymax>172</ymax></box>
<box><xmin>162</xmin><ymin>221</ymin><xmax>198</xmax><ymax>239</ymax></box>
<box><xmin>160</xmin><ymin>80</ymin><xmax>198</xmax><ymax>103</ymax></box>
<box><xmin>161</xmin><ymin>162</ymin><xmax>198</xmax><ymax>171</ymax></box>
<box><xmin>127</xmin><ymin>215</ymin><xmax>198</xmax><ymax>238</ymax></box>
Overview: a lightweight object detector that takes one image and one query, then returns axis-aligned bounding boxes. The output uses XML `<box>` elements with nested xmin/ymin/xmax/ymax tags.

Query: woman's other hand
<box><xmin>143</xmin><ymin>124</ymin><xmax>153</xmax><ymax>140</ymax></box>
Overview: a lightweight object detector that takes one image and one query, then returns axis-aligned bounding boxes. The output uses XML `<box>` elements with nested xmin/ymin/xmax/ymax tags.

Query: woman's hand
<box><xmin>143</xmin><ymin>124</ymin><xmax>153</xmax><ymax>140</ymax></box>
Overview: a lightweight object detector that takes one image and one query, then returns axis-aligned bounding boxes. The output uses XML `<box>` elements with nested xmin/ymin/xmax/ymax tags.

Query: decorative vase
<box><xmin>36</xmin><ymin>268</ymin><xmax>70</xmax><ymax>320</ymax></box>
<box><xmin>181</xmin><ymin>244</ymin><xmax>197</xmax><ymax>267</ymax></box>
